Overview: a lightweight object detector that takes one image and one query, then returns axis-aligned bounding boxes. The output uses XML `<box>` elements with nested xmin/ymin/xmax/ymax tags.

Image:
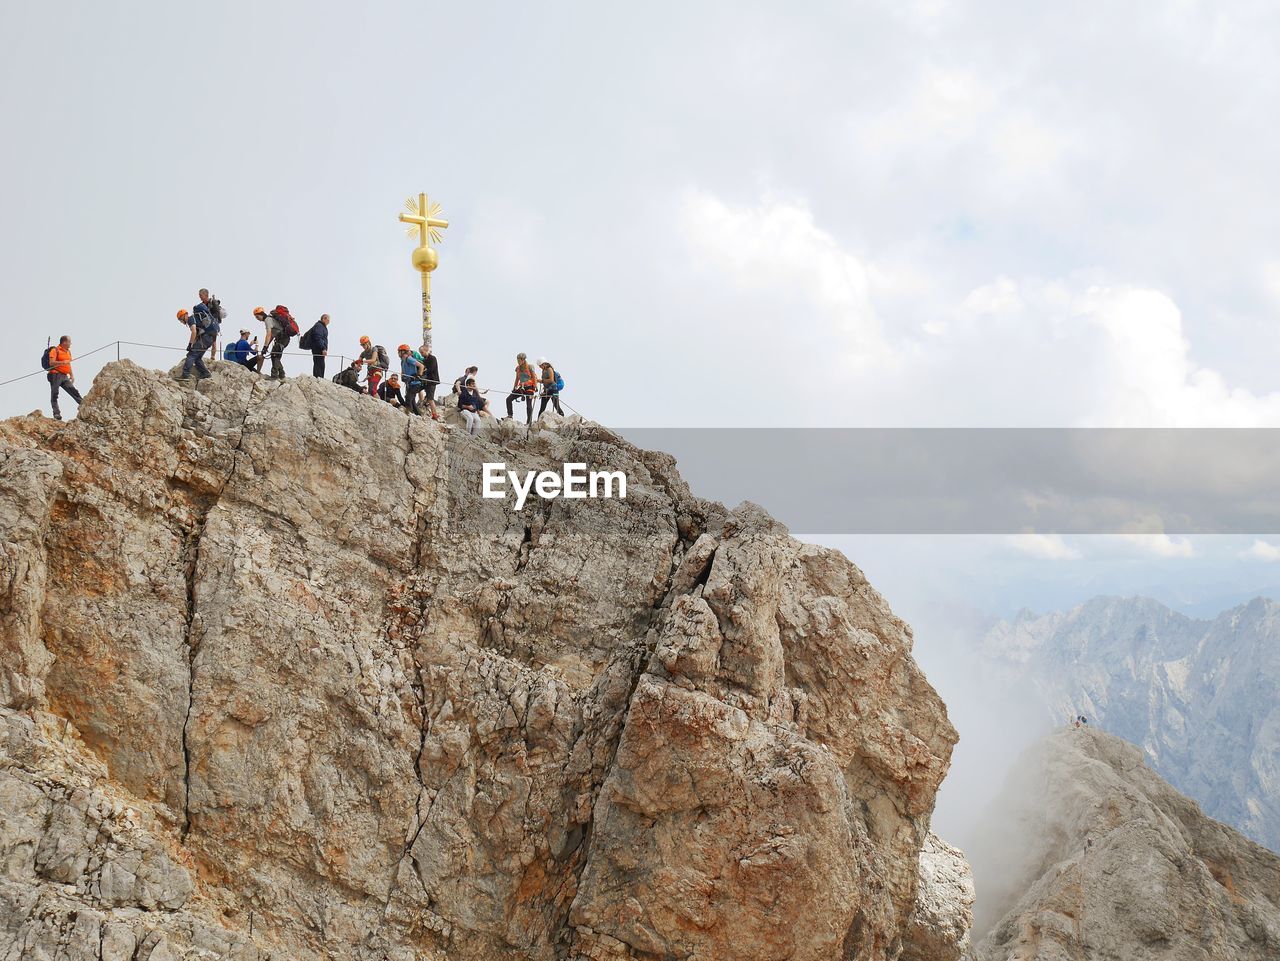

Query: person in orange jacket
<box><xmin>45</xmin><ymin>335</ymin><xmax>82</xmax><ymax>421</ymax></box>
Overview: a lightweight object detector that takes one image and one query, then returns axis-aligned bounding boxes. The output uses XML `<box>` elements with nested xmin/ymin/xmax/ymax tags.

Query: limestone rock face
<box><xmin>901</xmin><ymin>833</ymin><xmax>974</xmax><ymax>961</ymax></box>
<box><xmin>974</xmin><ymin>727</ymin><xmax>1280</xmax><ymax>961</ymax></box>
<box><xmin>0</xmin><ymin>361</ymin><xmax>957</xmax><ymax>960</ymax></box>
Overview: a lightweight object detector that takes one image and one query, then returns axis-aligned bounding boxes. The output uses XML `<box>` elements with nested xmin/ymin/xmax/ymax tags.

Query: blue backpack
<box><xmin>554</xmin><ymin>370</ymin><xmax>565</xmax><ymax>392</ymax></box>
<box><xmin>223</xmin><ymin>343</ymin><xmax>237</xmax><ymax>361</ymax></box>
<box><xmin>40</xmin><ymin>346</ymin><xmax>53</xmax><ymax>371</ymax></box>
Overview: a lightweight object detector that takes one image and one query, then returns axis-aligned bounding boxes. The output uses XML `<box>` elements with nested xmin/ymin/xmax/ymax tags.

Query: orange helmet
<box><xmin>359</xmin><ymin>335</ymin><xmax>371</xmax><ymax>346</ymax></box>
<box><xmin>252</xmin><ymin>306</ymin><xmax>266</xmax><ymax>316</ymax></box>
<box><xmin>176</xmin><ymin>309</ymin><xmax>189</xmax><ymax>321</ymax></box>
<box><xmin>398</xmin><ymin>344</ymin><xmax>411</xmax><ymax>352</ymax></box>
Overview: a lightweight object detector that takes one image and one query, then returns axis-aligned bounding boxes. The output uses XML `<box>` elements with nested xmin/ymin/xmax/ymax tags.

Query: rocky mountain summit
<box><xmin>980</xmin><ymin>594</ymin><xmax>1280</xmax><ymax>852</ymax></box>
<box><xmin>0</xmin><ymin>360</ymin><xmax>963</xmax><ymax>960</ymax></box>
<box><xmin>974</xmin><ymin>726</ymin><xmax>1280</xmax><ymax>960</ymax></box>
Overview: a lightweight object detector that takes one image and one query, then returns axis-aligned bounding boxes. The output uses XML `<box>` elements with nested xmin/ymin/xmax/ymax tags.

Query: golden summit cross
<box><xmin>398</xmin><ymin>192</ymin><xmax>450</xmax><ymax>350</ymax></box>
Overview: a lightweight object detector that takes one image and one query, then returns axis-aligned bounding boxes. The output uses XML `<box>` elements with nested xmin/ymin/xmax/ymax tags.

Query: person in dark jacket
<box><xmin>419</xmin><ymin>344</ymin><xmax>440</xmax><ymax>420</ymax></box>
<box><xmin>378</xmin><ymin>373</ymin><xmax>405</xmax><ymax>409</ymax></box>
<box><xmin>458</xmin><ymin>377</ymin><xmax>486</xmax><ymax>436</ymax></box>
<box><xmin>178</xmin><ymin>308</ymin><xmax>215</xmax><ymax>381</ymax></box>
<box><xmin>333</xmin><ymin>357</ymin><xmax>363</xmax><ymax>392</ymax></box>
<box><xmin>306</xmin><ymin>314</ymin><xmax>330</xmax><ymax>377</ymax></box>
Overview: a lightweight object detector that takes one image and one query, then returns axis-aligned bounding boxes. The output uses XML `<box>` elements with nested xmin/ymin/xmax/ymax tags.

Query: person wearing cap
<box><xmin>536</xmin><ymin>358</ymin><xmax>564</xmax><ymax>419</ymax></box>
<box><xmin>229</xmin><ymin>329</ymin><xmax>259</xmax><ymax>369</ymax></box>
<box><xmin>251</xmin><ymin>307</ymin><xmax>271</xmax><ymax>373</ymax></box>
<box><xmin>505</xmin><ymin>352</ymin><xmax>537</xmax><ymax>425</ymax></box>
<box><xmin>333</xmin><ymin>356</ymin><xmax>363</xmax><ymax>392</ymax></box>
<box><xmin>378</xmin><ymin>372</ymin><xmax>405</xmax><ymax>409</ymax></box>
<box><xmin>358</xmin><ymin>336</ymin><xmax>385</xmax><ymax>397</ymax></box>
<box><xmin>177</xmin><ymin>308</ymin><xmax>213</xmax><ymax>381</ymax></box>
<box><xmin>266</xmin><ymin>307</ymin><xmax>294</xmax><ymax>380</ymax></box>
<box><xmin>44</xmin><ymin>335</ymin><xmax>82</xmax><ymax>421</ymax></box>
<box><xmin>398</xmin><ymin>345</ymin><xmax>426</xmax><ymax>415</ymax></box>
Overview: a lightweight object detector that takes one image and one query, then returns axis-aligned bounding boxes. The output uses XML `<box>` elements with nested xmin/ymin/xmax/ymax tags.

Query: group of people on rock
<box><xmin>168</xmin><ymin>289</ymin><xmax>566</xmax><ymax>433</ymax></box>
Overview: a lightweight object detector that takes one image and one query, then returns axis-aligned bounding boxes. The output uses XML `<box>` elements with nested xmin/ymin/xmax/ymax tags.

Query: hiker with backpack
<box><xmin>266</xmin><ymin>306</ymin><xmax>297</xmax><ymax>380</ymax></box>
<box><xmin>193</xmin><ymin>290</ymin><xmax>226</xmax><ymax>364</ymax></box>
<box><xmin>505</xmin><ymin>353</ymin><xmax>538</xmax><ymax>426</ymax></box>
<box><xmin>398</xmin><ymin>345</ymin><xmax>426</xmax><ymax>414</ymax></box>
<box><xmin>178</xmin><ymin>306</ymin><xmax>218</xmax><ymax>381</ymax></box>
<box><xmin>458</xmin><ymin>376</ymin><xmax>487</xmax><ymax>436</ymax></box>
<box><xmin>300</xmin><ymin>314</ymin><xmax>330</xmax><ymax>377</ymax></box>
<box><xmin>42</xmin><ymin>336</ymin><xmax>82</xmax><ymax>421</ymax></box>
<box><xmin>358</xmin><ymin>337</ymin><xmax>389</xmax><ymax>397</ymax></box>
<box><xmin>536</xmin><ymin>358</ymin><xmax>565</xmax><ymax>418</ymax></box>
<box><xmin>224</xmin><ymin>329</ymin><xmax>259</xmax><ymax>369</ymax></box>
<box><xmin>333</xmin><ymin>357</ymin><xmax>363</xmax><ymax>392</ymax></box>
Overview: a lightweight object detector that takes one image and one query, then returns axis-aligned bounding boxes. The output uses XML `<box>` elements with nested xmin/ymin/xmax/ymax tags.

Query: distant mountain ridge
<box><xmin>981</xmin><ymin>594</ymin><xmax>1280</xmax><ymax>852</ymax></box>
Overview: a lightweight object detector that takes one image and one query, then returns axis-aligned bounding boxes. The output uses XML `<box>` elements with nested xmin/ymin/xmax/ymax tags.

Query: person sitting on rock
<box><xmin>227</xmin><ymin>329</ymin><xmax>258</xmax><ymax>369</ymax></box>
<box><xmin>378</xmin><ymin>372</ymin><xmax>405</xmax><ymax>409</ymax></box>
<box><xmin>332</xmin><ymin>357</ymin><xmax>364</xmax><ymax>393</ymax></box>
<box><xmin>458</xmin><ymin>377</ymin><xmax>487</xmax><ymax>436</ymax></box>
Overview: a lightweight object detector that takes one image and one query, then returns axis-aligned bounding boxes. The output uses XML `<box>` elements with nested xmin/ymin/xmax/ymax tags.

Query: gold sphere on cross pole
<box><xmin>397</xmin><ymin>192</ymin><xmax>449</xmax><ymax>346</ymax></box>
<box><xmin>412</xmin><ymin>246</ymin><xmax>439</xmax><ymax>273</ymax></box>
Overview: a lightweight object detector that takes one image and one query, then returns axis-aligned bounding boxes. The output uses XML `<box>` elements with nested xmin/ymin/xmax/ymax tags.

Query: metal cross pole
<box><xmin>397</xmin><ymin>193</ymin><xmax>449</xmax><ymax>353</ymax></box>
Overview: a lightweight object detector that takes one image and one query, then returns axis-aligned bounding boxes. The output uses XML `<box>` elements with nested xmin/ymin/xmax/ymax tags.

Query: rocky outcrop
<box><xmin>980</xmin><ymin>595</ymin><xmax>1280</xmax><ymax>853</ymax></box>
<box><xmin>901</xmin><ymin>833</ymin><xmax>974</xmax><ymax>961</ymax></box>
<box><xmin>0</xmin><ymin>360</ymin><xmax>957</xmax><ymax>960</ymax></box>
<box><xmin>974</xmin><ymin>726</ymin><xmax>1280</xmax><ymax>961</ymax></box>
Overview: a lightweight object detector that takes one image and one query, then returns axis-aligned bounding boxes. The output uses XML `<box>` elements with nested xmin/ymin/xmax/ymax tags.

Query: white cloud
<box><xmin>1240</xmin><ymin>539</ymin><xmax>1280</xmax><ymax>562</ymax></box>
<box><xmin>1116</xmin><ymin>533</ymin><xmax>1196</xmax><ymax>559</ymax></box>
<box><xmin>1006</xmin><ymin>533</ymin><xmax>1081</xmax><ymax>561</ymax></box>
<box><xmin>678</xmin><ymin>189</ymin><xmax>887</xmax><ymax>362</ymax></box>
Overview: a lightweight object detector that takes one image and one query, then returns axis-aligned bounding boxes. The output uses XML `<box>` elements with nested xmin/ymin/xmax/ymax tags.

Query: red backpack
<box><xmin>272</xmin><ymin>305</ymin><xmax>299</xmax><ymax>337</ymax></box>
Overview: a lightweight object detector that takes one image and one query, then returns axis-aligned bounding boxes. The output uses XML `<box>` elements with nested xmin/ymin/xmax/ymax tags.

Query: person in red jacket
<box><xmin>45</xmin><ymin>335</ymin><xmax>82</xmax><ymax>421</ymax></box>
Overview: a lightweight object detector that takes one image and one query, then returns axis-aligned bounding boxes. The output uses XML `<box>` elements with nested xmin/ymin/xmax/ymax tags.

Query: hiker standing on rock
<box><xmin>536</xmin><ymin>358</ymin><xmax>564</xmax><ymax>419</ymax></box>
<box><xmin>359</xmin><ymin>337</ymin><xmax>390</xmax><ymax>398</ymax></box>
<box><xmin>399</xmin><ymin>345</ymin><xmax>425</xmax><ymax>415</ymax></box>
<box><xmin>44</xmin><ymin>335</ymin><xmax>82</xmax><ymax>421</ymax></box>
<box><xmin>301</xmin><ymin>314</ymin><xmax>330</xmax><ymax>378</ymax></box>
<box><xmin>267</xmin><ymin>306</ymin><xmax>296</xmax><ymax>380</ymax></box>
<box><xmin>505</xmin><ymin>353</ymin><xmax>537</xmax><ymax>426</ymax></box>
<box><xmin>252</xmin><ymin>308</ymin><xmax>271</xmax><ymax>373</ymax></box>
<box><xmin>178</xmin><ymin>307</ymin><xmax>216</xmax><ymax>381</ymax></box>
<box><xmin>417</xmin><ymin>343</ymin><xmax>441</xmax><ymax>421</ymax></box>
<box><xmin>193</xmin><ymin>289</ymin><xmax>225</xmax><ymax>364</ymax></box>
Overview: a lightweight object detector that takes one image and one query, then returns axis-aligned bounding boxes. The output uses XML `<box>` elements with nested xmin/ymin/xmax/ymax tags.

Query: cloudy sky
<box><xmin>6</xmin><ymin>0</ymin><xmax>1280</xmax><ymax>613</ymax></box>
